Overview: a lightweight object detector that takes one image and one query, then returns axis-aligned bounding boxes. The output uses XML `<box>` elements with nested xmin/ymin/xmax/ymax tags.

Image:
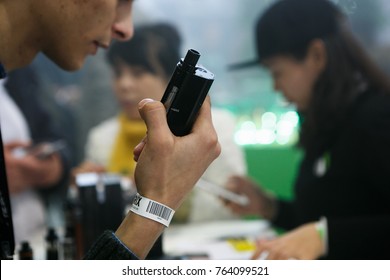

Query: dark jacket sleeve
<box><xmin>325</xmin><ymin>93</ymin><xmax>390</xmax><ymax>259</ymax></box>
<box><xmin>271</xmin><ymin>200</ymin><xmax>299</xmax><ymax>230</ymax></box>
<box><xmin>327</xmin><ymin>216</ymin><xmax>390</xmax><ymax>259</ymax></box>
<box><xmin>83</xmin><ymin>231</ymin><xmax>139</xmax><ymax>260</ymax></box>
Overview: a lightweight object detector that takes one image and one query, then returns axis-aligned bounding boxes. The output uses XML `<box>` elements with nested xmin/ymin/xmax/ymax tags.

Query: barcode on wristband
<box><xmin>146</xmin><ymin>201</ymin><xmax>172</xmax><ymax>221</ymax></box>
<box><xmin>130</xmin><ymin>193</ymin><xmax>175</xmax><ymax>227</ymax></box>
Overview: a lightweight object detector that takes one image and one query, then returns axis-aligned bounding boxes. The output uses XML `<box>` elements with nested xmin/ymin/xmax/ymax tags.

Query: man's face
<box><xmin>40</xmin><ymin>0</ymin><xmax>134</xmax><ymax>71</ymax></box>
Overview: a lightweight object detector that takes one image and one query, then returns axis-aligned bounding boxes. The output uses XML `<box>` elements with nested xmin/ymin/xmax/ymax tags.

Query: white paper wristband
<box><xmin>130</xmin><ymin>193</ymin><xmax>175</xmax><ymax>227</ymax></box>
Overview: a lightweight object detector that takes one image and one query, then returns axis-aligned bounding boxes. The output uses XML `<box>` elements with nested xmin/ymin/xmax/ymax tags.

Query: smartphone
<box><xmin>33</xmin><ymin>140</ymin><xmax>66</xmax><ymax>159</ymax></box>
<box><xmin>196</xmin><ymin>178</ymin><xmax>249</xmax><ymax>206</ymax></box>
<box><xmin>161</xmin><ymin>49</ymin><xmax>215</xmax><ymax>136</ymax></box>
<box><xmin>12</xmin><ymin>140</ymin><xmax>65</xmax><ymax>160</ymax></box>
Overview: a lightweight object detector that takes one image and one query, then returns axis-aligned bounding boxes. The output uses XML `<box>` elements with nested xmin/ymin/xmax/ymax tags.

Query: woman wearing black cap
<box><xmin>226</xmin><ymin>0</ymin><xmax>390</xmax><ymax>259</ymax></box>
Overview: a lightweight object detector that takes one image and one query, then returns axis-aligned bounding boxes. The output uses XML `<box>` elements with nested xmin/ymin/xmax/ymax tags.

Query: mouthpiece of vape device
<box><xmin>183</xmin><ymin>49</ymin><xmax>200</xmax><ymax>67</ymax></box>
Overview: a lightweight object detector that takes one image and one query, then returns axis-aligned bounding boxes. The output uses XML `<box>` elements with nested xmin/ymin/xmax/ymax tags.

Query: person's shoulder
<box><xmin>352</xmin><ymin>90</ymin><xmax>390</xmax><ymax>132</ymax></box>
<box><xmin>89</xmin><ymin>117</ymin><xmax>119</xmax><ymax>136</ymax></box>
<box><xmin>356</xmin><ymin>90</ymin><xmax>390</xmax><ymax>117</ymax></box>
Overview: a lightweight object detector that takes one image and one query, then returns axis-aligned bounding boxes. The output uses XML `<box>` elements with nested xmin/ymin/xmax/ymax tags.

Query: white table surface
<box><xmin>163</xmin><ymin>219</ymin><xmax>276</xmax><ymax>260</ymax></box>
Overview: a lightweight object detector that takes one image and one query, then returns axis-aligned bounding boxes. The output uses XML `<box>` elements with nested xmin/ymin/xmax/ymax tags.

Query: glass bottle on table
<box><xmin>45</xmin><ymin>228</ymin><xmax>59</xmax><ymax>260</ymax></box>
<box><xmin>18</xmin><ymin>241</ymin><xmax>33</xmax><ymax>260</ymax></box>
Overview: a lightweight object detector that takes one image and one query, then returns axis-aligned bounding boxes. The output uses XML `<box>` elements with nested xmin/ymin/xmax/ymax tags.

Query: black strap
<box><xmin>0</xmin><ymin>108</ymin><xmax>15</xmax><ymax>259</ymax></box>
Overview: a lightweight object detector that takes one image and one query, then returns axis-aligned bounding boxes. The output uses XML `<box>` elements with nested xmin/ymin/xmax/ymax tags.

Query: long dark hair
<box><xmin>256</xmin><ymin>0</ymin><xmax>390</xmax><ymax>151</ymax></box>
<box><xmin>302</xmin><ymin>27</ymin><xmax>390</xmax><ymax>151</ymax></box>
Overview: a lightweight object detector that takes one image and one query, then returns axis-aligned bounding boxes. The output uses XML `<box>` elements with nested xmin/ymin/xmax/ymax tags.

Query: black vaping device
<box><xmin>161</xmin><ymin>49</ymin><xmax>215</xmax><ymax>136</ymax></box>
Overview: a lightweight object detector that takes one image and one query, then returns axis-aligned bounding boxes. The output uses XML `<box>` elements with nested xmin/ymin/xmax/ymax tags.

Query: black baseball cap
<box><xmin>228</xmin><ymin>0</ymin><xmax>342</xmax><ymax>71</ymax></box>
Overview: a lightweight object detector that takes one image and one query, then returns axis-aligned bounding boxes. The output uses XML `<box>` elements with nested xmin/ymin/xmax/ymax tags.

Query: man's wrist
<box><xmin>115</xmin><ymin>211</ymin><xmax>165</xmax><ymax>259</ymax></box>
<box><xmin>130</xmin><ymin>193</ymin><xmax>175</xmax><ymax>227</ymax></box>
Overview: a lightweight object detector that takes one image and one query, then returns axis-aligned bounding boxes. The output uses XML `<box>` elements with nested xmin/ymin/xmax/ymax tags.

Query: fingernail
<box><xmin>134</xmin><ymin>141</ymin><xmax>144</xmax><ymax>151</ymax></box>
<box><xmin>138</xmin><ymin>98</ymin><xmax>155</xmax><ymax>109</ymax></box>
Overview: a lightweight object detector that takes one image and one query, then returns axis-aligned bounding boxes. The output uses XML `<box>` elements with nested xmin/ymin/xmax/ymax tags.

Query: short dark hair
<box><xmin>107</xmin><ymin>23</ymin><xmax>181</xmax><ymax>80</ymax></box>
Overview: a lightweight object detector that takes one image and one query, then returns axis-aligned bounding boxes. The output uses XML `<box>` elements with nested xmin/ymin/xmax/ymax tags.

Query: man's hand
<box><xmin>133</xmin><ymin>97</ymin><xmax>221</xmax><ymax>210</ymax></box>
<box><xmin>116</xmin><ymin>97</ymin><xmax>220</xmax><ymax>259</ymax></box>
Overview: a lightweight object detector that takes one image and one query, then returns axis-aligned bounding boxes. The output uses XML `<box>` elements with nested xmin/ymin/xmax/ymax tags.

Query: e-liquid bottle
<box><xmin>45</xmin><ymin>228</ymin><xmax>59</xmax><ymax>260</ymax></box>
<box><xmin>18</xmin><ymin>241</ymin><xmax>33</xmax><ymax>260</ymax></box>
<box><xmin>62</xmin><ymin>203</ymin><xmax>76</xmax><ymax>260</ymax></box>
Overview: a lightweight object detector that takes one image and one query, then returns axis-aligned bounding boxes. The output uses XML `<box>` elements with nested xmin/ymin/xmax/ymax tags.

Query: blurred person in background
<box><xmin>226</xmin><ymin>0</ymin><xmax>390</xmax><ymax>260</ymax></box>
<box><xmin>74</xmin><ymin>22</ymin><xmax>246</xmax><ymax>224</ymax></box>
<box><xmin>0</xmin><ymin>66</ymin><xmax>72</xmax><ymax>251</ymax></box>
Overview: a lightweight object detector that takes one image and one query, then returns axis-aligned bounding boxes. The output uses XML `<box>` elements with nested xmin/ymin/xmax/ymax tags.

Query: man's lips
<box><xmin>95</xmin><ymin>41</ymin><xmax>109</xmax><ymax>49</ymax></box>
<box><xmin>92</xmin><ymin>41</ymin><xmax>109</xmax><ymax>54</ymax></box>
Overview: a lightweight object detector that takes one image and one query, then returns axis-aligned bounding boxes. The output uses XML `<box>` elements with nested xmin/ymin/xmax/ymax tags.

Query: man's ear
<box><xmin>306</xmin><ymin>39</ymin><xmax>327</xmax><ymax>73</ymax></box>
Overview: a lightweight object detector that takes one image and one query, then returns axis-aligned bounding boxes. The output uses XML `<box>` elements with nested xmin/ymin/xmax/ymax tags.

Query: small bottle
<box><xmin>18</xmin><ymin>241</ymin><xmax>33</xmax><ymax>260</ymax></box>
<box><xmin>45</xmin><ymin>228</ymin><xmax>59</xmax><ymax>260</ymax></box>
<box><xmin>62</xmin><ymin>224</ymin><xmax>76</xmax><ymax>260</ymax></box>
<box><xmin>62</xmin><ymin>187</ymin><xmax>79</xmax><ymax>259</ymax></box>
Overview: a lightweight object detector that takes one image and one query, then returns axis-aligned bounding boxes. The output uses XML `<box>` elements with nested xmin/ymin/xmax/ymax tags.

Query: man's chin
<box><xmin>44</xmin><ymin>51</ymin><xmax>86</xmax><ymax>72</ymax></box>
<box><xmin>58</xmin><ymin>59</ymin><xmax>85</xmax><ymax>72</ymax></box>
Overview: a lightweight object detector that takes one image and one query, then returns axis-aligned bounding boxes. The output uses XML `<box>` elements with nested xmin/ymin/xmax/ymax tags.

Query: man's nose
<box><xmin>112</xmin><ymin>11</ymin><xmax>134</xmax><ymax>41</ymax></box>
